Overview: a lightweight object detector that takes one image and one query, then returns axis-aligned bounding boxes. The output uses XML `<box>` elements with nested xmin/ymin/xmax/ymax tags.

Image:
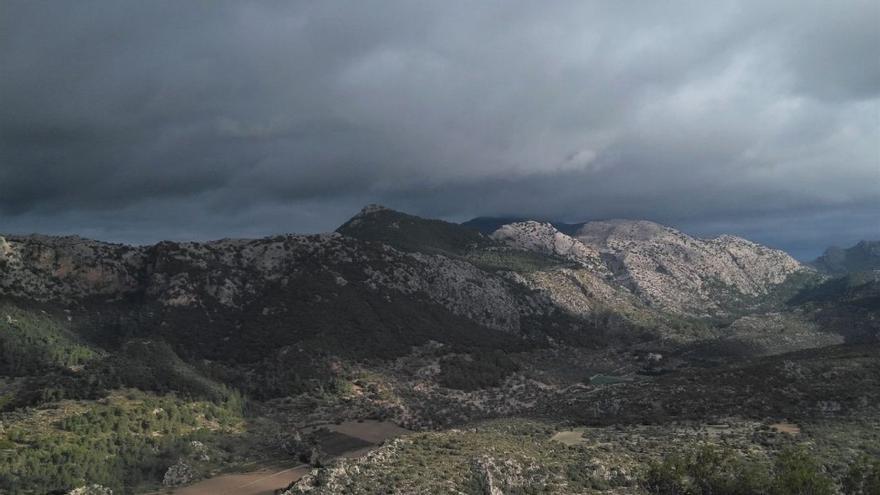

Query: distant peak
<box><xmin>357</xmin><ymin>204</ymin><xmax>392</xmax><ymax>216</ymax></box>
<box><xmin>497</xmin><ymin>220</ymin><xmax>558</xmax><ymax>232</ymax></box>
<box><xmin>575</xmin><ymin>218</ymin><xmax>673</xmax><ymax>246</ymax></box>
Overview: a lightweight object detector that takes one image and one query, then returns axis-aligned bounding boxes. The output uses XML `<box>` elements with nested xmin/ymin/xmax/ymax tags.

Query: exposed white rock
<box><xmin>67</xmin><ymin>485</ymin><xmax>113</xmax><ymax>495</ymax></box>
<box><xmin>0</xmin><ymin>214</ymin><xmax>809</xmax><ymax>330</ymax></box>
<box><xmin>515</xmin><ymin>267</ymin><xmax>642</xmax><ymax>320</ymax></box>
<box><xmin>162</xmin><ymin>459</ymin><xmax>196</xmax><ymax>487</ymax></box>
<box><xmin>491</xmin><ymin>221</ymin><xmax>605</xmax><ymax>271</ymax></box>
<box><xmin>572</xmin><ymin>219</ymin><xmax>807</xmax><ymax>315</ymax></box>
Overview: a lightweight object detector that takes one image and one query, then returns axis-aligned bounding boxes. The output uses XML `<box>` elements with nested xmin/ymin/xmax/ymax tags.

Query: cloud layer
<box><xmin>1</xmin><ymin>0</ymin><xmax>878</xmax><ymax>258</ymax></box>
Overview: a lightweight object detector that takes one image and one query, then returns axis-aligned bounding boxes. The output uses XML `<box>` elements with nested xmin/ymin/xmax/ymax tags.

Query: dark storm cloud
<box><xmin>1</xmin><ymin>0</ymin><xmax>877</xmax><ymax>258</ymax></box>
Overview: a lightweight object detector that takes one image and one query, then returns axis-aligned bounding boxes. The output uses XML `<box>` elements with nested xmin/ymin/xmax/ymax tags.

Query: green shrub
<box><xmin>841</xmin><ymin>455</ymin><xmax>880</xmax><ymax>495</ymax></box>
<box><xmin>436</xmin><ymin>351</ymin><xmax>519</xmax><ymax>391</ymax></box>
<box><xmin>641</xmin><ymin>445</ymin><xmax>834</xmax><ymax>495</ymax></box>
<box><xmin>770</xmin><ymin>447</ymin><xmax>834</xmax><ymax>495</ymax></box>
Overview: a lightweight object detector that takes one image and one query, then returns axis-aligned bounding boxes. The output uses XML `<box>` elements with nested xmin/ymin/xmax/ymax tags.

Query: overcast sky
<box><xmin>1</xmin><ymin>1</ymin><xmax>878</xmax><ymax>259</ymax></box>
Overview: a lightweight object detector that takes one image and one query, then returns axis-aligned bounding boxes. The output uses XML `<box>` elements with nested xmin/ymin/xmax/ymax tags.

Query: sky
<box><xmin>1</xmin><ymin>1</ymin><xmax>878</xmax><ymax>259</ymax></box>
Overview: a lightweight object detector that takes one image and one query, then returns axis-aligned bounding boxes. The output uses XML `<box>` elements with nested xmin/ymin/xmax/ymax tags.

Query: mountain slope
<box><xmin>1</xmin><ymin>217</ymin><xmax>624</xmax><ymax>403</ymax></box>
<box><xmin>337</xmin><ymin>205</ymin><xmax>491</xmax><ymax>255</ymax></box>
<box><xmin>477</xmin><ymin>217</ymin><xmax>810</xmax><ymax>320</ymax></box>
<box><xmin>461</xmin><ymin>216</ymin><xmax>582</xmax><ymax>235</ymax></box>
<box><xmin>0</xmin><ymin>206</ymin><xmax>875</xmax><ymax>494</ymax></box>
<box><xmin>490</xmin><ymin>221</ymin><xmax>605</xmax><ymax>271</ymax></box>
<box><xmin>487</xmin><ymin>221</ymin><xmax>652</xmax><ymax>326</ymax></box>
<box><xmin>811</xmin><ymin>240</ymin><xmax>880</xmax><ymax>275</ymax></box>
<box><xmin>570</xmin><ymin>220</ymin><xmax>808</xmax><ymax>316</ymax></box>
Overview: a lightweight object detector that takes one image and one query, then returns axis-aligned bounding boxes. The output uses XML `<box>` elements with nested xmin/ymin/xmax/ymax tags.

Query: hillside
<box><xmin>571</xmin><ymin>220</ymin><xmax>809</xmax><ymax>316</ymax></box>
<box><xmin>337</xmin><ymin>205</ymin><xmax>492</xmax><ymax>256</ymax></box>
<box><xmin>811</xmin><ymin>240</ymin><xmax>880</xmax><ymax>275</ymax></box>
<box><xmin>285</xmin><ymin>343</ymin><xmax>880</xmax><ymax>494</ymax></box>
<box><xmin>0</xmin><ymin>206</ymin><xmax>877</xmax><ymax>494</ymax></box>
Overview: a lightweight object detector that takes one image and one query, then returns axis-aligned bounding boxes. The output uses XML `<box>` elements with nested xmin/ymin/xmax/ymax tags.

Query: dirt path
<box><xmin>770</xmin><ymin>422</ymin><xmax>801</xmax><ymax>435</ymax></box>
<box><xmin>550</xmin><ymin>428</ymin><xmax>586</xmax><ymax>446</ymax></box>
<box><xmin>158</xmin><ymin>420</ymin><xmax>409</xmax><ymax>495</ymax></box>
<box><xmin>327</xmin><ymin>419</ymin><xmax>410</xmax><ymax>445</ymax></box>
<box><xmin>163</xmin><ymin>464</ymin><xmax>310</xmax><ymax>495</ymax></box>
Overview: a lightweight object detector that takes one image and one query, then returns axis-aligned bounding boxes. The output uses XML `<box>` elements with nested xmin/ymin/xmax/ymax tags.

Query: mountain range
<box><xmin>0</xmin><ymin>205</ymin><xmax>878</xmax><ymax>494</ymax></box>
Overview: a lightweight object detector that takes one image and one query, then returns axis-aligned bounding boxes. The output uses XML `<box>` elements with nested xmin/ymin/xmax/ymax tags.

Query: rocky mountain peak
<box><xmin>488</xmin><ymin>217</ymin><xmax>806</xmax><ymax>316</ymax></box>
<box><xmin>574</xmin><ymin>219</ymin><xmax>677</xmax><ymax>251</ymax></box>
<box><xmin>588</xmin><ymin>221</ymin><xmax>804</xmax><ymax>314</ymax></box>
<box><xmin>337</xmin><ymin>206</ymin><xmax>490</xmax><ymax>255</ymax></box>
<box><xmin>357</xmin><ymin>204</ymin><xmax>392</xmax><ymax>217</ymax></box>
<box><xmin>490</xmin><ymin>221</ymin><xmax>603</xmax><ymax>269</ymax></box>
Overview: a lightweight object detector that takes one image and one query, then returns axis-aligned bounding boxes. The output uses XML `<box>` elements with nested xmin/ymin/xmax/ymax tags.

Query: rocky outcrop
<box><xmin>0</xmin><ymin>208</ymin><xmax>814</xmax><ymax>344</ymax></box>
<box><xmin>472</xmin><ymin>456</ymin><xmax>533</xmax><ymax>495</ymax></box>
<box><xmin>484</xmin><ymin>218</ymin><xmax>807</xmax><ymax>318</ymax></box>
<box><xmin>66</xmin><ymin>485</ymin><xmax>113</xmax><ymax>495</ymax></box>
<box><xmin>282</xmin><ymin>437</ymin><xmax>409</xmax><ymax>494</ymax></box>
<box><xmin>473</xmin><ymin>457</ymin><xmax>504</xmax><ymax>495</ymax></box>
<box><xmin>511</xmin><ymin>268</ymin><xmax>644</xmax><ymax>322</ymax></box>
<box><xmin>0</xmin><ymin>235</ymin><xmax>143</xmax><ymax>302</ymax></box>
<box><xmin>571</xmin><ymin>220</ymin><xmax>807</xmax><ymax>315</ymax></box>
<box><xmin>0</xmin><ymin>230</ymin><xmax>546</xmax><ymax>334</ymax></box>
<box><xmin>491</xmin><ymin>221</ymin><xmax>605</xmax><ymax>271</ymax></box>
<box><xmin>162</xmin><ymin>459</ymin><xmax>196</xmax><ymax>487</ymax></box>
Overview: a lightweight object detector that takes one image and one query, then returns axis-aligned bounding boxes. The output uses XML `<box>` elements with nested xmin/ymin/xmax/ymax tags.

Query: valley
<box><xmin>0</xmin><ymin>206</ymin><xmax>877</xmax><ymax>494</ymax></box>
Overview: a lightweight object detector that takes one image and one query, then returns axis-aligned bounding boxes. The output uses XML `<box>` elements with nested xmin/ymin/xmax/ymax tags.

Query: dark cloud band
<box><xmin>1</xmin><ymin>0</ymin><xmax>877</xmax><ymax>258</ymax></box>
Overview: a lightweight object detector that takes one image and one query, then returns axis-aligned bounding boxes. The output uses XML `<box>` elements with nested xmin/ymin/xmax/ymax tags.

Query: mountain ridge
<box><xmin>1</xmin><ymin>205</ymin><xmax>878</xmax><ymax>494</ymax></box>
<box><xmin>0</xmin><ymin>206</ymin><xmax>820</xmax><ymax>321</ymax></box>
<box><xmin>811</xmin><ymin>240</ymin><xmax>880</xmax><ymax>275</ymax></box>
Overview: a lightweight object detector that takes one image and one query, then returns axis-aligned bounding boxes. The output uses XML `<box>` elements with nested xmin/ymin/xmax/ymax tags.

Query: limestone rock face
<box><xmin>368</xmin><ymin>250</ymin><xmax>537</xmax><ymax>331</ymax></box>
<box><xmin>571</xmin><ymin>220</ymin><xmax>807</xmax><ymax>315</ymax></box>
<box><xmin>0</xmin><ymin>209</ymin><xmax>811</xmax><ymax>338</ymax></box>
<box><xmin>484</xmin><ymin>218</ymin><xmax>806</xmax><ymax>317</ymax></box>
<box><xmin>512</xmin><ymin>267</ymin><xmax>641</xmax><ymax>320</ymax></box>
<box><xmin>0</xmin><ymin>235</ymin><xmax>143</xmax><ymax>302</ymax></box>
<box><xmin>0</xmin><ymin>232</ymin><xmax>546</xmax><ymax>333</ymax></box>
<box><xmin>489</xmin><ymin>221</ymin><xmax>647</xmax><ymax>321</ymax></box>
<box><xmin>491</xmin><ymin>221</ymin><xmax>605</xmax><ymax>271</ymax></box>
<box><xmin>472</xmin><ymin>456</ymin><xmax>533</xmax><ymax>495</ymax></box>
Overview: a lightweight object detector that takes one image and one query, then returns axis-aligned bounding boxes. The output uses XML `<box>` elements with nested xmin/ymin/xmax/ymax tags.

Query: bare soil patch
<box><xmin>164</xmin><ymin>464</ymin><xmax>309</xmax><ymax>495</ymax></box>
<box><xmin>327</xmin><ymin>419</ymin><xmax>410</xmax><ymax>444</ymax></box>
<box><xmin>770</xmin><ymin>422</ymin><xmax>801</xmax><ymax>435</ymax></box>
<box><xmin>551</xmin><ymin>428</ymin><xmax>586</xmax><ymax>446</ymax></box>
<box><xmin>163</xmin><ymin>420</ymin><xmax>410</xmax><ymax>495</ymax></box>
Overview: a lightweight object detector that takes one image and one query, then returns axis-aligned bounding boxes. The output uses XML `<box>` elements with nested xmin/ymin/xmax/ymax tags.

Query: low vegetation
<box><xmin>0</xmin><ymin>390</ymin><xmax>244</xmax><ymax>494</ymax></box>
<box><xmin>644</xmin><ymin>446</ymin><xmax>835</xmax><ymax>495</ymax></box>
<box><xmin>0</xmin><ymin>303</ymin><xmax>98</xmax><ymax>376</ymax></box>
<box><xmin>436</xmin><ymin>351</ymin><xmax>520</xmax><ymax>391</ymax></box>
